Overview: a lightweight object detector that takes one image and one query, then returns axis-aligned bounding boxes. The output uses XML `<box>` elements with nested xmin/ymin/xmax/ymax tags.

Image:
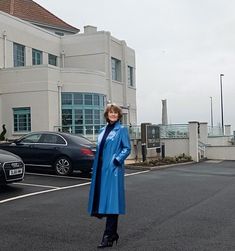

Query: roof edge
<box><xmin>31</xmin><ymin>0</ymin><xmax>79</xmax><ymax>32</ymax></box>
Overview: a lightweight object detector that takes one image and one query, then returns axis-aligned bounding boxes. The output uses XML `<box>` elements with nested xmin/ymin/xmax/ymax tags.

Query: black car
<box><xmin>0</xmin><ymin>149</ymin><xmax>25</xmax><ymax>185</ymax></box>
<box><xmin>0</xmin><ymin>131</ymin><xmax>96</xmax><ymax>176</ymax></box>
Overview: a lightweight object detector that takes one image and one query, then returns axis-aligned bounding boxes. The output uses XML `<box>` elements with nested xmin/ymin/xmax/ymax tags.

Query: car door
<box><xmin>33</xmin><ymin>133</ymin><xmax>66</xmax><ymax>166</ymax></box>
<box><xmin>7</xmin><ymin>133</ymin><xmax>42</xmax><ymax>164</ymax></box>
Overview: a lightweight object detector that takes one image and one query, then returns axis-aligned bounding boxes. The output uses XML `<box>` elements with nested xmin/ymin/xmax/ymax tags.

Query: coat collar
<box><xmin>98</xmin><ymin>121</ymin><xmax>121</xmax><ymax>145</ymax></box>
<box><xmin>113</xmin><ymin>120</ymin><xmax>121</xmax><ymax>130</ymax></box>
<box><xmin>102</xmin><ymin>120</ymin><xmax>121</xmax><ymax>131</ymax></box>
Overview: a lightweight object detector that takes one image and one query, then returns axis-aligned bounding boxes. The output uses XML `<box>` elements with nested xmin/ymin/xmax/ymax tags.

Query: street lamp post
<box><xmin>210</xmin><ymin>96</ymin><xmax>213</xmax><ymax>128</ymax></box>
<box><xmin>220</xmin><ymin>73</ymin><xmax>224</xmax><ymax>135</ymax></box>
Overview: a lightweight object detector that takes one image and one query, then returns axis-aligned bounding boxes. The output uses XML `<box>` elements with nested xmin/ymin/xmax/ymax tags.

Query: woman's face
<box><xmin>108</xmin><ymin>109</ymin><xmax>119</xmax><ymax>123</ymax></box>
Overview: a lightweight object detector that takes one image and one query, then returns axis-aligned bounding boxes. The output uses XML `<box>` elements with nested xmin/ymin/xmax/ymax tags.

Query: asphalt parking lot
<box><xmin>0</xmin><ymin>168</ymin><xmax>144</xmax><ymax>204</ymax></box>
<box><xmin>1</xmin><ymin>161</ymin><xmax>235</xmax><ymax>251</ymax></box>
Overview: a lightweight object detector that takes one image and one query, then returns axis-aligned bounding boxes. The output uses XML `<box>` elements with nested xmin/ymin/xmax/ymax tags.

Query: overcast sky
<box><xmin>36</xmin><ymin>0</ymin><xmax>235</xmax><ymax>131</ymax></box>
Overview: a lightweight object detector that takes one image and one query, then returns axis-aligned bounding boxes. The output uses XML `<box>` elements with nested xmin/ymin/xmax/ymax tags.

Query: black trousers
<box><xmin>104</xmin><ymin>214</ymin><xmax>119</xmax><ymax>236</ymax></box>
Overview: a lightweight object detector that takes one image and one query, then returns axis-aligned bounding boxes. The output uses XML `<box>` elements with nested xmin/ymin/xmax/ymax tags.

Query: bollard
<box><xmin>141</xmin><ymin>143</ymin><xmax>146</xmax><ymax>162</ymax></box>
<box><xmin>161</xmin><ymin>144</ymin><xmax>165</xmax><ymax>159</ymax></box>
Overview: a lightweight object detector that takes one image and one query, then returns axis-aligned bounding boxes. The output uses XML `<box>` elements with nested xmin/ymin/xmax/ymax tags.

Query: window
<box><xmin>74</xmin><ymin>93</ymin><xmax>83</xmax><ymax>105</ymax></box>
<box><xmin>94</xmin><ymin>94</ymin><xmax>100</xmax><ymax>106</ymax></box>
<box><xmin>32</xmin><ymin>49</ymin><xmax>42</xmax><ymax>65</ymax></box>
<box><xmin>85</xmin><ymin>109</ymin><xmax>93</xmax><ymax>124</ymax></box>
<box><xmin>39</xmin><ymin>134</ymin><xmax>66</xmax><ymax>144</ymax></box>
<box><xmin>48</xmin><ymin>54</ymin><xmax>57</xmax><ymax>66</ymax></box>
<box><xmin>21</xmin><ymin>134</ymin><xmax>41</xmax><ymax>143</ymax></box>
<box><xmin>84</xmin><ymin>94</ymin><xmax>92</xmax><ymax>105</ymax></box>
<box><xmin>128</xmin><ymin>66</ymin><xmax>134</xmax><ymax>87</ymax></box>
<box><xmin>62</xmin><ymin>109</ymin><xmax>72</xmax><ymax>125</ymax></box>
<box><xmin>75</xmin><ymin>109</ymin><xmax>83</xmax><ymax>124</ymax></box>
<box><xmin>13</xmin><ymin>107</ymin><xmax>31</xmax><ymax>132</ymax></box>
<box><xmin>94</xmin><ymin>110</ymin><xmax>100</xmax><ymax>124</ymax></box>
<box><xmin>55</xmin><ymin>31</ymin><xmax>64</xmax><ymax>36</ymax></box>
<box><xmin>13</xmin><ymin>43</ymin><xmax>25</xmax><ymax>67</ymax></box>
<box><xmin>62</xmin><ymin>93</ymin><xmax>72</xmax><ymax>105</ymax></box>
<box><xmin>111</xmin><ymin>57</ymin><xmax>121</xmax><ymax>81</ymax></box>
<box><xmin>61</xmin><ymin>93</ymin><xmax>105</xmax><ymax>134</ymax></box>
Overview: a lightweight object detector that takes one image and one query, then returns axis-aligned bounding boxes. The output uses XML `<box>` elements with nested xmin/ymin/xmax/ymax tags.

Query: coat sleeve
<box><xmin>115</xmin><ymin>127</ymin><xmax>131</xmax><ymax>165</ymax></box>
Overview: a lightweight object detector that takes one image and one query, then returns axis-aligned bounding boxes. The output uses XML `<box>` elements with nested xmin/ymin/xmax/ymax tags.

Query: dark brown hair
<box><xmin>104</xmin><ymin>103</ymin><xmax>122</xmax><ymax>122</ymax></box>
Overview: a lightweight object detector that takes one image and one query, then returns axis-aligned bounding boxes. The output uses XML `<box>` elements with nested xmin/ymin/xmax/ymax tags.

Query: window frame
<box><xmin>48</xmin><ymin>54</ymin><xmax>57</xmax><ymax>66</ymax></box>
<box><xmin>128</xmin><ymin>65</ymin><xmax>134</xmax><ymax>87</ymax></box>
<box><xmin>32</xmin><ymin>49</ymin><xmax>43</xmax><ymax>65</ymax></box>
<box><xmin>111</xmin><ymin>57</ymin><xmax>122</xmax><ymax>82</ymax></box>
<box><xmin>13</xmin><ymin>107</ymin><xmax>31</xmax><ymax>133</ymax></box>
<box><xmin>61</xmin><ymin>93</ymin><xmax>105</xmax><ymax>134</ymax></box>
<box><xmin>13</xmin><ymin>43</ymin><xmax>25</xmax><ymax>67</ymax></box>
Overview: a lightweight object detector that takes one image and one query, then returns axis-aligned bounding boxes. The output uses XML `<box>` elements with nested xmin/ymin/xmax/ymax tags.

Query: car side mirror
<box><xmin>13</xmin><ymin>139</ymin><xmax>22</xmax><ymax>145</ymax></box>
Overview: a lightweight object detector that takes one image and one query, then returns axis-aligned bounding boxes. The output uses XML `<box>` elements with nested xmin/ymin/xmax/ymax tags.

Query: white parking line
<box><xmin>14</xmin><ymin>182</ymin><xmax>59</xmax><ymax>189</ymax></box>
<box><xmin>125</xmin><ymin>170</ymin><xmax>150</xmax><ymax>176</ymax></box>
<box><xmin>26</xmin><ymin>172</ymin><xmax>91</xmax><ymax>181</ymax></box>
<box><xmin>0</xmin><ymin>182</ymin><xmax>91</xmax><ymax>204</ymax></box>
<box><xmin>0</xmin><ymin>170</ymin><xmax>150</xmax><ymax>204</ymax></box>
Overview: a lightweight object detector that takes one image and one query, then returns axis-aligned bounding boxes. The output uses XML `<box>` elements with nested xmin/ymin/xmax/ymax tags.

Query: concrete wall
<box><xmin>206</xmin><ymin>146</ymin><xmax>235</xmax><ymax>160</ymax></box>
<box><xmin>128</xmin><ymin>138</ymin><xmax>189</xmax><ymax>161</ymax></box>
<box><xmin>162</xmin><ymin>139</ymin><xmax>189</xmax><ymax>156</ymax></box>
<box><xmin>207</xmin><ymin>136</ymin><xmax>233</xmax><ymax>146</ymax></box>
<box><xmin>0</xmin><ymin>12</ymin><xmax>137</xmax><ymax>138</ymax></box>
<box><xmin>61</xmin><ymin>32</ymin><xmax>107</xmax><ymax>72</ymax></box>
<box><xmin>127</xmin><ymin>121</ymin><xmax>235</xmax><ymax>162</ymax></box>
<box><xmin>61</xmin><ymin>28</ymin><xmax>137</xmax><ymax>121</ymax></box>
<box><xmin>0</xmin><ymin>11</ymin><xmax>60</xmax><ymax>69</ymax></box>
<box><xmin>0</xmin><ymin>66</ymin><xmax>60</xmax><ymax>138</ymax></box>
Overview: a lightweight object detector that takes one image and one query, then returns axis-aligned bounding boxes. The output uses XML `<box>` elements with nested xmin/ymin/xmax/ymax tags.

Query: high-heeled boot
<box><xmin>97</xmin><ymin>235</ymin><xmax>112</xmax><ymax>248</ymax></box>
<box><xmin>97</xmin><ymin>233</ymin><xmax>119</xmax><ymax>248</ymax></box>
<box><xmin>109</xmin><ymin>233</ymin><xmax>119</xmax><ymax>245</ymax></box>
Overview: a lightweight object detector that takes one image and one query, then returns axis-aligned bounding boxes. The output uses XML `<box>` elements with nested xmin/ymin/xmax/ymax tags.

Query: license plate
<box><xmin>9</xmin><ymin>168</ymin><xmax>23</xmax><ymax>176</ymax></box>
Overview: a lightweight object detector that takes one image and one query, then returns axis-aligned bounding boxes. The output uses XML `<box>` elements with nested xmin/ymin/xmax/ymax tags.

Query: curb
<box><xmin>125</xmin><ymin>161</ymin><xmax>195</xmax><ymax>171</ymax></box>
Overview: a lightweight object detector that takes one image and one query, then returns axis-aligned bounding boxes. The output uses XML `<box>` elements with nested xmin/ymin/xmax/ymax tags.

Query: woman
<box><xmin>88</xmin><ymin>103</ymin><xmax>131</xmax><ymax>248</ymax></box>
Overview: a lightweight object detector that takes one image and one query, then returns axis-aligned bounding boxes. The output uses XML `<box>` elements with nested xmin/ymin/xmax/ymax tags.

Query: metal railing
<box><xmin>208</xmin><ymin>126</ymin><xmax>223</xmax><ymax>136</ymax></box>
<box><xmin>124</xmin><ymin>125</ymin><xmax>141</xmax><ymax>140</ymax></box>
<box><xmin>54</xmin><ymin>124</ymin><xmax>190</xmax><ymax>140</ymax></box>
<box><xmin>54</xmin><ymin>124</ymin><xmax>142</xmax><ymax>141</ymax></box>
<box><xmin>198</xmin><ymin>140</ymin><xmax>206</xmax><ymax>159</ymax></box>
<box><xmin>54</xmin><ymin>125</ymin><xmax>105</xmax><ymax>141</ymax></box>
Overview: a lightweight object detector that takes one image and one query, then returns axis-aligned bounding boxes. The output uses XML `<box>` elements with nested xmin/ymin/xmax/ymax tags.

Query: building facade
<box><xmin>0</xmin><ymin>7</ymin><xmax>136</xmax><ymax>139</ymax></box>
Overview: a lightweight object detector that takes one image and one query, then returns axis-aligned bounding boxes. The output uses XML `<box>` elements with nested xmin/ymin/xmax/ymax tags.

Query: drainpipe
<box><xmin>61</xmin><ymin>50</ymin><xmax>65</xmax><ymax>68</ymax></box>
<box><xmin>57</xmin><ymin>81</ymin><xmax>63</xmax><ymax>131</ymax></box>
<box><xmin>3</xmin><ymin>30</ymin><xmax>7</xmax><ymax>68</ymax></box>
<box><xmin>107</xmin><ymin>32</ymin><xmax>112</xmax><ymax>102</ymax></box>
<box><xmin>121</xmin><ymin>40</ymin><xmax>129</xmax><ymax>124</ymax></box>
<box><xmin>121</xmin><ymin>40</ymin><xmax>128</xmax><ymax>106</ymax></box>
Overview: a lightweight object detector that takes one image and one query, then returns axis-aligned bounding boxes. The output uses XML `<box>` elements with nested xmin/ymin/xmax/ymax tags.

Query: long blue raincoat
<box><xmin>88</xmin><ymin>121</ymin><xmax>131</xmax><ymax>215</ymax></box>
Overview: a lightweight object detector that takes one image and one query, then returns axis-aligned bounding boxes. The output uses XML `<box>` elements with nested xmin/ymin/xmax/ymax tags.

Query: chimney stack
<box><xmin>162</xmin><ymin>99</ymin><xmax>168</xmax><ymax>125</ymax></box>
<box><xmin>84</xmin><ymin>25</ymin><xmax>97</xmax><ymax>34</ymax></box>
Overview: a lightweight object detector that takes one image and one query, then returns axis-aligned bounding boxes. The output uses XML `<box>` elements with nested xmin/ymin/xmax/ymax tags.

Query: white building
<box><xmin>0</xmin><ymin>0</ymin><xmax>136</xmax><ymax>139</ymax></box>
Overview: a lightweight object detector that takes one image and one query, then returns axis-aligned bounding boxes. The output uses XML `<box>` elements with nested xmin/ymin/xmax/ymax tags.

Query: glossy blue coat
<box><xmin>88</xmin><ymin>121</ymin><xmax>131</xmax><ymax>215</ymax></box>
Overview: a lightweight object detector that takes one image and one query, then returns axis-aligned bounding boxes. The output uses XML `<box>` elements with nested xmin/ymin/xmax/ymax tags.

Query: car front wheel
<box><xmin>54</xmin><ymin>157</ymin><xmax>72</xmax><ymax>176</ymax></box>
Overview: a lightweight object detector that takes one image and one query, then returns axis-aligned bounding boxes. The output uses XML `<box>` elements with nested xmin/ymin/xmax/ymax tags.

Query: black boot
<box><xmin>97</xmin><ymin>215</ymin><xmax>119</xmax><ymax>248</ymax></box>
<box><xmin>109</xmin><ymin>233</ymin><xmax>119</xmax><ymax>245</ymax></box>
<box><xmin>97</xmin><ymin>235</ymin><xmax>113</xmax><ymax>248</ymax></box>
